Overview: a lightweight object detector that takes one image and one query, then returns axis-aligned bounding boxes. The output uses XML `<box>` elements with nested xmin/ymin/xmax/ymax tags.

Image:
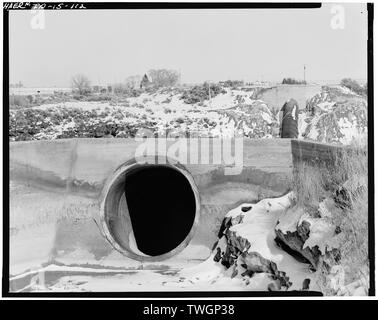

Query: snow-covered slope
<box><xmin>9</xmin><ymin>85</ymin><xmax>367</xmax><ymax>144</ymax></box>
<box><xmin>9</xmin><ymin>87</ymin><xmax>277</xmax><ymax>141</ymax></box>
<box><xmin>300</xmin><ymin>86</ymin><xmax>367</xmax><ymax>145</ymax></box>
<box><xmin>211</xmin><ymin>193</ymin><xmax>318</xmax><ymax>291</ymax></box>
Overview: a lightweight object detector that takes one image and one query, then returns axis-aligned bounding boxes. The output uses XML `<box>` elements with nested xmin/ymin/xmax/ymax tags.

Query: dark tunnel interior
<box><xmin>124</xmin><ymin>165</ymin><xmax>196</xmax><ymax>256</ymax></box>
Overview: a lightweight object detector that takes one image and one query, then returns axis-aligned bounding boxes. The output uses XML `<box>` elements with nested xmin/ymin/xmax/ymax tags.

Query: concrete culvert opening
<box><xmin>101</xmin><ymin>160</ymin><xmax>200</xmax><ymax>261</ymax></box>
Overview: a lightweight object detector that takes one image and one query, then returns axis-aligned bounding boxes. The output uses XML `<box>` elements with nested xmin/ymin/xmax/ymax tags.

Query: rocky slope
<box><xmin>300</xmin><ymin>86</ymin><xmax>367</xmax><ymax>144</ymax></box>
<box><xmin>274</xmin><ymin>198</ymin><xmax>368</xmax><ymax>296</ymax></box>
<box><xmin>9</xmin><ymin>87</ymin><xmax>277</xmax><ymax>141</ymax></box>
<box><xmin>210</xmin><ymin>193</ymin><xmax>318</xmax><ymax>291</ymax></box>
<box><xmin>9</xmin><ymin>85</ymin><xmax>367</xmax><ymax>145</ymax></box>
<box><xmin>208</xmin><ymin>191</ymin><xmax>368</xmax><ymax>295</ymax></box>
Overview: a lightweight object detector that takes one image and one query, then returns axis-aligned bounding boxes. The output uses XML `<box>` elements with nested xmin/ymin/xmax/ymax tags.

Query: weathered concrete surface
<box><xmin>10</xmin><ymin>138</ymin><xmax>292</xmax><ymax>194</ymax></box>
<box><xmin>291</xmin><ymin>139</ymin><xmax>343</xmax><ymax>165</ymax></box>
<box><xmin>8</xmin><ymin>138</ymin><xmax>339</xmax><ymax>291</ymax></box>
<box><xmin>9</xmin><ymin>139</ymin><xmax>292</xmax><ymax>278</ymax></box>
<box><xmin>257</xmin><ymin>85</ymin><xmax>322</xmax><ymax>110</ymax></box>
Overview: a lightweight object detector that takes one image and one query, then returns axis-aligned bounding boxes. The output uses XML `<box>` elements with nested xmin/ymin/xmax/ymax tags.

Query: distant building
<box><xmin>140</xmin><ymin>73</ymin><xmax>152</xmax><ymax>89</ymax></box>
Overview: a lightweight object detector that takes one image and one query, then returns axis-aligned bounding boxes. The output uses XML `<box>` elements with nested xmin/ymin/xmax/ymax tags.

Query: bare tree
<box><xmin>148</xmin><ymin>69</ymin><xmax>180</xmax><ymax>88</ymax></box>
<box><xmin>71</xmin><ymin>74</ymin><xmax>91</xmax><ymax>95</ymax></box>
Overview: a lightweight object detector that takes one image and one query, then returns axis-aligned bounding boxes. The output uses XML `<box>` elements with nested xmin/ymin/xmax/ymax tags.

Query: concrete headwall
<box><xmin>258</xmin><ymin>85</ymin><xmax>322</xmax><ymax>110</ymax></box>
<box><xmin>9</xmin><ymin>138</ymin><xmax>341</xmax><ymax>286</ymax></box>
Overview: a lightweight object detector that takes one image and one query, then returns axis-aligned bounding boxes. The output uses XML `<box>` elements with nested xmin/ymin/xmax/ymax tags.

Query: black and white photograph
<box><xmin>2</xmin><ymin>1</ymin><xmax>374</xmax><ymax>299</ymax></box>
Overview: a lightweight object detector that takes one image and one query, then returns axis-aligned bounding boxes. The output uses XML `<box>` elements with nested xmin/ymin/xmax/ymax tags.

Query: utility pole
<box><xmin>208</xmin><ymin>81</ymin><xmax>212</xmax><ymax>107</ymax></box>
<box><xmin>304</xmin><ymin>64</ymin><xmax>306</xmax><ymax>84</ymax></box>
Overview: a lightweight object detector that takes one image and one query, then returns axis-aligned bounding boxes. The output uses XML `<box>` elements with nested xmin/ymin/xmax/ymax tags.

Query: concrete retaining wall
<box><xmin>8</xmin><ymin>138</ymin><xmax>341</xmax><ymax>287</ymax></box>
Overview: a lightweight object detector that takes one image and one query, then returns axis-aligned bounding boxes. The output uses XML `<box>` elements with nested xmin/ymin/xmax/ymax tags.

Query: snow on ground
<box><xmin>10</xmin><ymin>87</ymin><xmax>278</xmax><ymax>140</ymax></box>
<box><xmin>16</xmin><ymin>193</ymin><xmax>317</xmax><ymax>292</ymax></box>
<box><xmin>214</xmin><ymin>194</ymin><xmax>318</xmax><ymax>291</ymax></box>
<box><xmin>10</xmin><ymin>85</ymin><xmax>368</xmax><ymax>144</ymax></box>
<box><xmin>301</xmin><ymin>86</ymin><xmax>367</xmax><ymax>144</ymax></box>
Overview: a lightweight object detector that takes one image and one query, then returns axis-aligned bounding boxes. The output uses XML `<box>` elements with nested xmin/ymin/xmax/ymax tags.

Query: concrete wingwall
<box><xmin>8</xmin><ymin>138</ymin><xmax>342</xmax><ymax>283</ymax></box>
<box><xmin>257</xmin><ymin>85</ymin><xmax>323</xmax><ymax>110</ymax></box>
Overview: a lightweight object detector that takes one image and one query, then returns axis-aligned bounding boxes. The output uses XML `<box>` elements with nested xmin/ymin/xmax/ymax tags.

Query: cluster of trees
<box><xmin>10</xmin><ymin>81</ymin><xmax>24</xmax><ymax>88</ymax></box>
<box><xmin>340</xmin><ymin>78</ymin><xmax>367</xmax><ymax>96</ymax></box>
<box><xmin>181</xmin><ymin>82</ymin><xmax>226</xmax><ymax>104</ymax></box>
<box><xmin>220</xmin><ymin>80</ymin><xmax>244</xmax><ymax>88</ymax></box>
<box><xmin>148</xmin><ymin>69</ymin><xmax>180</xmax><ymax>88</ymax></box>
<box><xmin>282</xmin><ymin>78</ymin><xmax>307</xmax><ymax>85</ymax></box>
<box><xmin>9</xmin><ymin>94</ymin><xmax>33</xmax><ymax>108</ymax></box>
<box><xmin>71</xmin><ymin>69</ymin><xmax>181</xmax><ymax>96</ymax></box>
<box><xmin>71</xmin><ymin>74</ymin><xmax>91</xmax><ymax>95</ymax></box>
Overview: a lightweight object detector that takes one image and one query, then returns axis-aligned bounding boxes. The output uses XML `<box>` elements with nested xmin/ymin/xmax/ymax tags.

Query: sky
<box><xmin>9</xmin><ymin>3</ymin><xmax>368</xmax><ymax>87</ymax></box>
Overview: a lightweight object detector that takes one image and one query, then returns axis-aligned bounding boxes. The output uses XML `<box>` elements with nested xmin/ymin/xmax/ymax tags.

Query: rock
<box><xmin>231</xmin><ymin>214</ymin><xmax>244</xmax><ymax>225</ymax></box>
<box><xmin>213</xmin><ymin>247</ymin><xmax>222</xmax><ymax>262</ymax></box>
<box><xmin>231</xmin><ymin>267</ymin><xmax>238</xmax><ymax>279</ymax></box>
<box><xmin>276</xmin><ymin>271</ymin><xmax>292</xmax><ymax>289</ymax></box>
<box><xmin>241</xmin><ymin>251</ymin><xmax>274</xmax><ymax>274</ymax></box>
<box><xmin>241</xmin><ymin>206</ymin><xmax>252</xmax><ymax>212</ymax></box>
<box><xmin>219</xmin><ymin>234</ymin><xmax>251</xmax><ymax>269</ymax></box>
<box><xmin>275</xmin><ymin>199</ymin><xmax>343</xmax><ymax>270</ymax></box>
<box><xmin>214</xmin><ymin>215</ymin><xmax>293</xmax><ymax>287</ymax></box>
<box><xmin>302</xmin><ymin>86</ymin><xmax>367</xmax><ymax>145</ymax></box>
<box><xmin>302</xmin><ymin>278</ymin><xmax>311</xmax><ymax>290</ymax></box>
<box><xmin>217</xmin><ymin>216</ymin><xmax>232</xmax><ymax>238</ymax></box>
<box><xmin>225</xmin><ymin>230</ymin><xmax>251</xmax><ymax>253</ymax></box>
<box><xmin>334</xmin><ymin>178</ymin><xmax>367</xmax><ymax>210</ymax></box>
<box><xmin>220</xmin><ymin>245</ymin><xmax>234</xmax><ymax>268</ymax></box>
<box><xmin>241</xmin><ymin>269</ymin><xmax>254</xmax><ymax>277</ymax></box>
<box><xmin>268</xmin><ymin>281</ymin><xmax>281</xmax><ymax>291</ymax></box>
<box><xmin>275</xmin><ymin>222</ymin><xmax>321</xmax><ymax>269</ymax></box>
<box><xmin>240</xmin><ymin>252</ymin><xmax>292</xmax><ymax>289</ymax></box>
<box><xmin>218</xmin><ymin>101</ymin><xmax>276</xmax><ymax>138</ymax></box>
<box><xmin>212</xmin><ymin>194</ymin><xmax>317</xmax><ymax>291</ymax></box>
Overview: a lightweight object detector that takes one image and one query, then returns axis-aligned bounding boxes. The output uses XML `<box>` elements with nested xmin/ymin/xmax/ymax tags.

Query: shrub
<box><xmin>293</xmin><ymin>144</ymin><xmax>368</xmax><ymax>295</ymax></box>
<box><xmin>9</xmin><ymin>95</ymin><xmax>32</xmax><ymax>108</ymax></box>
<box><xmin>73</xmin><ymin>94</ymin><xmax>85</xmax><ymax>101</ymax></box>
<box><xmin>113</xmin><ymin>83</ymin><xmax>129</xmax><ymax>95</ymax></box>
<box><xmin>340</xmin><ymin>78</ymin><xmax>367</xmax><ymax>96</ymax></box>
<box><xmin>181</xmin><ymin>82</ymin><xmax>226</xmax><ymax>104</ymax></box>
<box><xmin>282</xmin><ymin>78</ymin><xmax>306</xmax><ymax>85</ymax></box>
<box><xmin>9</xmin><ymin>107</ymin><xmax>149</xmax><ymax>141</ymax></box>
<box><xmin>71</xmin><ymin>74</ymin><xmax>91</xmax><ymax>95</ymax></box>
<box><xmin>129</xmin><ymin>88</ymin><xmax>143</xmax><ymax>97</ymax></box>
<box><xmin>86</xmin><ymin>94</ymin><xmax>112</xmax><ymax>102</ymax></box>
<box><xmin>148</xmin><ymin>69</ymin><xmax>180</xmax><ymax>89</ymax></box>
<box><xmin>221</xmin><ymin>80</ymin><xmax>244</xmax><ymax>87</ymax></box>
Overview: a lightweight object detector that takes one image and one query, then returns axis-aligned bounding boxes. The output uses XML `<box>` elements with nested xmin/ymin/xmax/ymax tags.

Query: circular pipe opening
<box><xmin>100</xmin><ymin>158</ymin><xmax>200</xmax><ymax>262</ymax></box>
